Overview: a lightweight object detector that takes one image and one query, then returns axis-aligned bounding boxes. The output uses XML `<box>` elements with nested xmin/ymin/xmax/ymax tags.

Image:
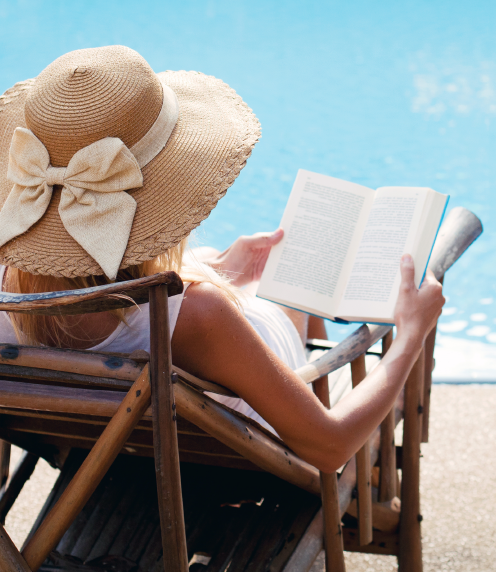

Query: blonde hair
<box><xmin>5</xmin><ymin>238</ymin><xmax>239</xmax><ymax>347</ymax></box>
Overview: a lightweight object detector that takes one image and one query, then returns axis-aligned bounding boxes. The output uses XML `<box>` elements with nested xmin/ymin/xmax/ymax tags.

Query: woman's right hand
<box><xmin>394</xmin><ymin>254</ymin><xmax>445</xmax><ymax>348</ymax></box>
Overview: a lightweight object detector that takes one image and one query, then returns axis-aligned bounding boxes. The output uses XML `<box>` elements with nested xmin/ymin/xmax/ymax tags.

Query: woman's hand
<box><xmin>394</xmin><ymin>254</ymin><xmax>445</xmax><ymax>348</ymax></box>
<box><xmin>206</xmin><ymin>229</ymin><xmax>284</xmax><ymax>287</ymax></box>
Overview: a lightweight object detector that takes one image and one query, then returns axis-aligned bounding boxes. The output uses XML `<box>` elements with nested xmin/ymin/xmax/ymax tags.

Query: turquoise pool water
<box><xmin>1</xmin><ymin>0</ymin><xmax>496</xmax><ymax>378</ymax></box>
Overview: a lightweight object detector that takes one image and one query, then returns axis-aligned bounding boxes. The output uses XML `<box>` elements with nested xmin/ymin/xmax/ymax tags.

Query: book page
<box><xmin>410</xmin><ymin>190</ymin><xmax>449</xmax><ymax>279</ymax></box>
<box><xmin>336</xmin><ymin>187</ymin><xmax>428</xmax><ymax>322</ymax></box>
<box><xmin>257</xmin><ymin>170</ymin><xmax>374</xmax><ymax>317</ymax></box>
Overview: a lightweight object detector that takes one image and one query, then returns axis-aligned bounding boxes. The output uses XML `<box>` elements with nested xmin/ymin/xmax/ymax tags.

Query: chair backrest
<box><xmin>0</xmin><ymin>271</ymin><xmax>183</xmax><ymax>315</ymax></box>
<box><xmin>0</xmin><ymin>207</ymin><xmax>484</xmax><ymax>572</ymax></box>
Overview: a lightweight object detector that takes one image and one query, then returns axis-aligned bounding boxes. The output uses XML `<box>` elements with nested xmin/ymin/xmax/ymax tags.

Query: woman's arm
<box><xmin>172</xmin><ymin>253</ymin><xmax>444</xmax><ymax>473</ymax></box>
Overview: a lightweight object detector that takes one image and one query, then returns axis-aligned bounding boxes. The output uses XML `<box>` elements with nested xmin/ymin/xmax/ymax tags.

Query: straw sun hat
<box><xmin>0</xmin><ymin>45</ymin><xmax>261</xmax><ymax>279</ymax></box>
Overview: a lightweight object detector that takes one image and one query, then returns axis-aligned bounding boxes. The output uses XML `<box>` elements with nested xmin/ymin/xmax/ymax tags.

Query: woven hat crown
<box><xmin>24</xmin><ymin>45</ymin><xmax>163</xmax><ymax>168</ymax></box>
<box><xmin>0</xmin><ymin>45</ymin><xmax>260</xmax><ymax>278</ymax></box>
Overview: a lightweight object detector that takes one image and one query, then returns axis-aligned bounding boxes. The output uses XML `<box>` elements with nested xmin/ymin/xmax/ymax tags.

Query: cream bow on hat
<box><xmin>0</xmin><ymin>128</ymin><xmax>142</xmax><ymax>280</ymax></box>
<box><xmin>0</xmin><ymin>46</ymin><xmax>260</xmax><ymax>279</ymax></box>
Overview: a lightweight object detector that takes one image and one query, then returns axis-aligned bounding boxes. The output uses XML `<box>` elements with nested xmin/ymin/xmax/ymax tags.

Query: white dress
<box><xmin>0</xmin><ymin>265</ymin><xmax>307</xmax><ymax>433</ymax></box>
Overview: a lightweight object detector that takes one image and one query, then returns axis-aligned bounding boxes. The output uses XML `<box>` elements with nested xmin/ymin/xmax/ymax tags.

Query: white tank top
<box><xmin>0</xmin><ymin>265</ymin><xmax>307</xmax><ymax>433</ymax></box>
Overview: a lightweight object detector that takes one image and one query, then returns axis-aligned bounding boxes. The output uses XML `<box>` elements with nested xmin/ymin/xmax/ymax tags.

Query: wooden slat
<box><xmin>0</xmin><ymin>380</ymin><xmax>127</xmax><ymax>417</ymax></box>
<box><xmin>351</xmin><ymin>354</ymin><xmax>373</xmax><ymax>547</ymax></box>
<box><xmin>0</xmin><ymin>523</ymin><xmax>32</xmax><ymax>572</ymax></box>
<box><xmin>398</xmin><ymin>355</ymin><xmax>424</xmax><ymax>572</ymax></box>
<box><xmin>0</xmin><ymin>364</ymin><xmax>133</xmax><ymax>392</ymax></box>
<box><xmin>225</xmin><ymin>498</ymin><xmax>278</xmax><ymax>571</ymax></box>
<box><xmin>0</xmin><ymin>414</ymin><xmax>247</xmax><ymax>458</ymax></box>
<box><xmin>0</xmin><ymin>343</ymin><xmax>142</xmax><ymax>382</ymax></box>
<box><xmin>379</xmin><ymin>330</ymin><xmax>396</xmax><ymax>502</ymax></box>
<box><xmin>21</xmin><ymin>365</ymin><xmax>152</xmax><ymax>571</ymax></box>
<box><xmin>56</xmin><ymin>477</ymin><xmax>107</xmax><ymax>556</ymax></box>
<box><xmin>87</xmin><ymin>477</ymin><xmax>140</xmax><ymax>561</ymax></box>
<box><xmin>108</xmin><ymin>489</ymin><xmax>153</xmax><ymax>557</ymax></box>
<box><xmin>70</xmin><ymin>477</ymin><xmax>124</xmax><ymax>560</ymax></box>
<box><xmin>0</xmin><ymin>271</ymin><xmax>183</xmax><ymax>315</ymax></box>
<box><xmin>149</xmin><ymin>284</ymin><xmax>188</xmax><ymax>572</ymax></box>
<box><xmin>245</xmin><ymin>497</ymin><xmax>297</xmax><ymax>571</ymax></box>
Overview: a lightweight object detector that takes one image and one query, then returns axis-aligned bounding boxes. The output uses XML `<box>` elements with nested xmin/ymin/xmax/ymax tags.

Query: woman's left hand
<box><xmin>206</xmin><ymin>228</ymin><xmax>284</xmax><ymax>287</ymax></box>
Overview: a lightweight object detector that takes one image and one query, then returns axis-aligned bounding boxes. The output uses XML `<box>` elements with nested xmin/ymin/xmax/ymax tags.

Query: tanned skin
<box><xmin>13</xmin><ymin>229</ymin><xmax>443</xmax><ymax>473</ymax></box>
<box><xmin>172</xmin><ymin>230</ymin><xmax>444</xmax><ymax>473</ymax></box>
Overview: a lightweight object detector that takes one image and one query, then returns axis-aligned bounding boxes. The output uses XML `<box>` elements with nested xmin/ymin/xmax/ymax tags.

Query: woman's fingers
<box><xmin>399</xmin><ymin>254</ymin><xmax>415</xmax><ymax>291</ymax></box>
<box><xmin>395</xmin><ymin>254</ymin><xmax>445</xmax><ymax>346</ymax></box>
<box><xmin>248</xmin><ymin>228</ymin><xmax>284</xmax><ymax>247</ymax></box>
<box><xmin>420</xmin><ymin>268</ymin><xmax>439</xmax><ymax>287</ymax></box>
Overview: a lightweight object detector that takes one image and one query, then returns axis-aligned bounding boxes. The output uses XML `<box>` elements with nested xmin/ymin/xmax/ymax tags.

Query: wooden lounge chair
<box><xmin>0</xmin><ymin>206</ymin><xmax>482</xmax><ymax>572</ymax></box>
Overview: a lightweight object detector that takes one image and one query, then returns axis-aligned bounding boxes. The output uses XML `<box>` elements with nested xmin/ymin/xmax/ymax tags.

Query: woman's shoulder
<box><xmin>180</xmin><ymin>281</ymin><xmax>239</xmax><ymax>326</ymax></box>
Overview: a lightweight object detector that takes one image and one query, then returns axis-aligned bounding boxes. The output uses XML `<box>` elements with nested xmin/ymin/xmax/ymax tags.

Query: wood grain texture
<box><xmin>422</xmin><ymin>321</ymin><xmax>438</xmax><ymax>443</ymax></box>
<box><xmin>174</xmin><ymin>381</ymin><xmax>321</xmax><ymax>496</ymax></box>
<box><xmin>149</xmin><ymin>284</ymin><xmax>188</xmax><ymax>572</ymax></box>
<box><xmin>319</xmin><ymin>472</ymin><xmax>346</xmax><ymax>572</ymax></box>
<box><xmin>0</xmin><ymin>523</ymin><xmax>32</xmax><ymax>572</ymax></box>
<box><xmin>26</xmin><ymin>454</ymin><xmax>320</xmax><ymax>572</ymax></box>
<box><xmin>297</xmin><ymin>323</ymin><xmax>391</xmax><ymax>384</ymax></box>
<box><xmin>0</xmin><ymin>271</ymin><xmax>183</xmax><ymax>316</ymax></box>
<box><xmin>398</xmin><ymin>356</ymin><xmax>424</xmax><ymax>572</ymax></box>
<box><xmin>0</xmin><ymin>363</ymin><xmax>134</xmax><ymax>391</ymax></box>
<box><xmin>313</xmin><ymin>377</ymin><xmax>345</xmax><ymax>572</ymax></box>
<box><xmin>379</xmin><ymin>330</ymin><xmax>396</xmax><ymax>502</ymax></box>
<box><xmin>0</xmin><ymin>343</ymin><xmax>143</xmax><ymax>381</ymax></box>
<box><xmin>0</xmin><ymin>379</ymin><xmax>128</xmax><ymax>417</ymax></box>
<box><xmin>346</xmin><ymin>496</ymin><xmax>401</xmax><ymax>533</ymax></box>
<box><xmin>21</xmin><ymin>365</ymin><xmax>152</xmax><ymax>572</ymax></box>
<box><xmin>284</xmin><ymin>398</ymin><xmax>405</xmax><ymax>572</ymax></box>
<box><xmin>428</xmin><ymin>207</ymin><xmax>482</xmax><ymax>280</ymax></box>
<box><xmin>351</xmin><ymin>354</ymin><xmax>373</xmax><ymax>547</ymax></box>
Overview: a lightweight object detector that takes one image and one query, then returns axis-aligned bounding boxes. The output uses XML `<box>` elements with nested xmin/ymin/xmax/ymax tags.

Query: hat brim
<box><xmin>0</xmin><ymin>71</ymin><xmax>261</xmax><ymax>277</ymax></box>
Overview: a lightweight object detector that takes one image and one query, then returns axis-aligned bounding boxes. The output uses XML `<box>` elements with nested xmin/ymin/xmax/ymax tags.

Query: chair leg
<box><xmin>0</xmin><ymin>522</ymin><xmax>32</xmax><ymax>572</ymax></box>
<box><xmin>149</xmin><ymin>284</ymin><xmax>188</xmax><ymax>572</ymax></box>
<box><xmin>21</xmin><ymin>365</ymin><xmax>151</xmax><ymax>572</ymax></box>
<box><xmin>422</xmin><ymin>324</ymin><xmax>437</xmax><ymax>443</ymax></box>
<box><xmin>314</xmin><ymin>376</ymin><xmax>346</xmax><ymax>572</ymax></box>
<box><xmin>351</xmin><ymin>354</ymin><xmax>373</xmax><ymax>546</ymax></box>
<box><xmin>399</xmin><ymin>354</ymin><xmax>424</xmax><ymax>572</ymax></box>
<box><xmin>379</xmin><ymin>330</ymin><xmax>397</xmax><ymax>502</ymax></box>
<box><xmin>320</xmin><ymin>473</ymin><xmax>346</xmax><ymax>572</ymax></box>
<box><xmin>0</xmin><ymin>441</ymin><xmax>10</xmax><ymax>490</ymax></box>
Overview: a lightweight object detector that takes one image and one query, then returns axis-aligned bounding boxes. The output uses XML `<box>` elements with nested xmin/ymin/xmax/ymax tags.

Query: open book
<box><xmin>257</xmin><ymin>170</ymin><xmax>448</xmax><ymax>324</ymax></box>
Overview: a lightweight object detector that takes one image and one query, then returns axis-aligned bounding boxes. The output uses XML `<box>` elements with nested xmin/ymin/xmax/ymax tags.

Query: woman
<box><xmin>0</xmin><ymin>46</ymin><xmax>444</xmax><ymax>474</ymax></box>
